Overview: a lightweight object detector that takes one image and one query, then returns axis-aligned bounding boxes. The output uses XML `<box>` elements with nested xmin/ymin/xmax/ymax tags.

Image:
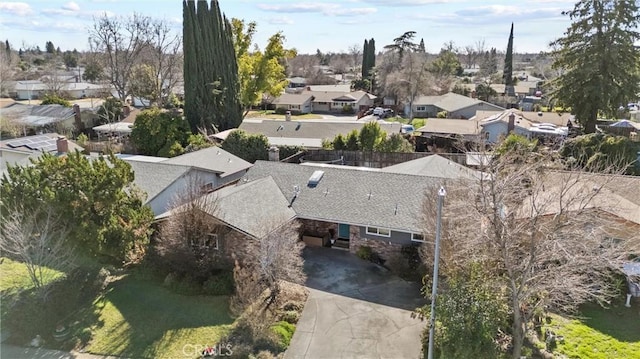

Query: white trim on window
<box><xmin>207</xmin><ymin>233</ymin><xmax>219</xmax><ymax>250</ymax></box>
<box><xmin>416</xmin><ymin>106</ymin><xmax>427</xmax><ymax>111</ymax></box>
<box><xmin>366</xmin><ymin>226</ymin><xmax>391</xmax><ymax>237</ymax></box>
<box><xmin>411</xmin><ymin>233</ymin><xmax>426</xmax><ymax>243</ymax></box>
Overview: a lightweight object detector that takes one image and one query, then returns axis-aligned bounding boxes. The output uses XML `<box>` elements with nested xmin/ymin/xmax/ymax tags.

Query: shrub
<box><xmin>41</xmin><ymin>93</ymin><xmax>71</xmax><ymax>107</ymax></box>
<box><xmin>356</xmin><ymin>245</ymin><xmax>373</xmax><ymax>261</ymax></box>
<box><xmin>280</xmin><ymin>310</ymin><xmax>300</xmax><ymax>324</ymax></box>
<box><xmin>436</xmin><ymin>110</ymin><xmax>448</xmax><ymax>118</ymax></box>
<box><xmin>270</xmin><ymin>321</ymin><xmax>296</xmax><ymax>351</ymax></box>
<box><xmin>275</xmin><ymin>107</ymin><xmax>287</xmax><ymax>115</ymax></box>
<box><xmin>202</xmin><ymin>271</ymin><xmax>234</xmax><ymax>295</ymax></box>
<box><xmin>342</xmin><ymin>104</ymin><xmax>354</xmax><ymax>114</ymax></box>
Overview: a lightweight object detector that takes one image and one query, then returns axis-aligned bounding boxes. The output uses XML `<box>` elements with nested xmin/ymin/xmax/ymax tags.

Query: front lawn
<box><xmin>545</xmin><ymin>302</ymin><xmax>640</xmax><ymax>359</ymax></box>
<box><xmin>0</xmin><ymin>257</ymin><xmax>65</xmax><ymax>294</ymax></box>
<box><xmin>83</xmin><ymin>274</ymin><xmax>234</xmax><ymax>359</ymax></box>
<box><xmin>245</xmin><ymin>110</ymin><xmax>322</xmax><ymax>120</ymax></box>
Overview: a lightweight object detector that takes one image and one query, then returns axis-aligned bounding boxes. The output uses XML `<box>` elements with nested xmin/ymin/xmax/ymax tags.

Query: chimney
<box><xmin>268</xmin><ymin>146</ymin><xmax>280</xmax><ymax>161</ymax></box>
<box><xmin>507</xmin><ymin>113</ymin><xmax>515</xmax><ymax>133</ymax></box>
<box><xmin>73</xmin><ymin>104</ymin><xmax>83</xmax><ymax>131</ymax></box>
<box><xmin>56</xmin><ymin>136</ymin><xmax>69</xmax><ymax>153</ymax></box>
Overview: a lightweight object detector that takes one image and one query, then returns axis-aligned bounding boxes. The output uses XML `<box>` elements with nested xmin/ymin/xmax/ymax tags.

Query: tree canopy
<box><xmin>551</xmin><ymin>0</ymin><xmax>640</xmax><ymax>133</ymax></box>
<box><xmin>0</xmin><ymin>152</ymin><xmax>154</xmax><ymax>263</ymax></box>
<box><xmin>131</xmin><ymin>108</ymin><xmax>191</xmax><ymax>157</ymax></box>
<box><xmin>232</xmin><ymin>19</ymin><xmax>295</xmax><ymax>118</ymax></box>
<box><xmin>183</xmin><ymin>0</ymin><xmax>241</xmax><ymax>132</ymax></box>
<box><xmin>221</xmin><ymin>129</ymin><xmax>269</xmax><ymax>163</ymax></box>
<box><xmin>503</xmin><ymin>23</ymin><xmax>514</xmax><ymax>86</ymax></box>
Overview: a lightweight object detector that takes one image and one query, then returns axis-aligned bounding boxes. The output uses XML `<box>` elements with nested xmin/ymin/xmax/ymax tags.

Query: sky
<box><xmin>0</xmin><ymin>0</ymin><xmax>578</xmax><ymax>55</ymax></box>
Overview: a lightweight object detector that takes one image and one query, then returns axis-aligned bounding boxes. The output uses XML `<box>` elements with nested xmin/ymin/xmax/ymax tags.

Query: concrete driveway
<box><xmin>285</xmin><ymin>248</ymin><xmax>426</xmax><ymax>359</ymax></box>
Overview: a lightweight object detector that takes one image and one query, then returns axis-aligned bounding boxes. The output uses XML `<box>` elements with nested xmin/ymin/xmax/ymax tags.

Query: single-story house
<box><xmin>309</xmin><ymin>90</ymin><xmax>376</xmax><ymax>113</ymax></box>
<box><xmin>14</xmin><ymin>81</ymin><xmax>112</xmax><ymax>100</ymax></box>
<box><xmin>417</xmin><ymin>110</ymin><xmax>569</xmax><ymax>144</ymax></box>
<box><xmin>0</xmin><ymin>103</ymin><xmax>77</xmax><ymax>132</ymax></box>
<box><xmin>273</xmin><ymin>89</ymin><xmax>376</xmax><ymax>114</ymax></box>
<box><xmin>408</xmin><ymin>92</ymin><xmax>505</xmax><ymax>119</ymax></box>
<box><xmin>272</xmin><ymin>93</ymin><xmax>314</xmax><ymax>114</ymax></box>
<box><xmin>473</xmin><ymin>110</ymin><xmax>575</xmax><ymax>127</ymax></box>
<box><xmin>0</xmin><ymin>134</ymin><xmax>83</xmax><ymax>173</ymax></box>
<box><xmin>238</xmin><ymin>118</ymin><xmax>402</xmax><ymax>148</ymax></box>
<box><xmin>380</xmin><ymin>154</ymin><xmax>485</xmax><ymax>180</ymax></box>
<box><xmin>122</xmin><ymin>146</ymin><xmax>252</xmax><ymax>215</ymax></box>
<box><xmin>239</xmin><ymin>160</ymin><xmax>453</xmax><ymax>260</ymax></box>
<box><xmin>155</xmin><ymin>175</ymin><xmax>297</xmax><ymax>264</ymax></box>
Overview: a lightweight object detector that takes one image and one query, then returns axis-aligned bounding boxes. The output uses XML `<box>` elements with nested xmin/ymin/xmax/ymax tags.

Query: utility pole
<box><xmin>427</xmin><ymin>186</ymin><xmax>446</xmax><ymax>359</ymax></box>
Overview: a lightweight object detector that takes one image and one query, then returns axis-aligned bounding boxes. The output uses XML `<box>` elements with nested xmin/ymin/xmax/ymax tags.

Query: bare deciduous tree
<box><xmin>0</xmin><ymin>207</ymin><xmax>74</xmax><ymax>297</ymax></box>
<box><xmin>155</xmin><ymin>174</ymin><xmax>222</xmax><ymax>278</ymax></box>
<box><xmin>421</xmin><ymin>145</ymin><xmax>639</xmax><ymax>359</ymax></box>
<box><xmin>89</xmin><ymin>13</ymin><xmax>152</xmax><ymax>102</ymax></box>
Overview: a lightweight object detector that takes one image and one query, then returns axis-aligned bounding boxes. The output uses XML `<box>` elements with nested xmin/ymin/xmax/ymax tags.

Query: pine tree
<box><xmin>503</xmin><ymin>23</ymin><xmax>514</xmax><ymax>86</ymax></box>
<box><xmin>183</xmin><ymin>0</ymin><xmax>241</xmax><ymax>133</ymax></box>
<box><xmin>418</xmin><ymin>38</ymin><xmax>426</xmax><ymax>52</ymax></box>
<box><xmin>551</xmin><ymin>0</ymin><xmax>640</xmax><ymax>133</ymax></box>
<box><xmin>45</xmin><ymin>41</ymin><xmax>55</xmax><ymax>54</ymax></box>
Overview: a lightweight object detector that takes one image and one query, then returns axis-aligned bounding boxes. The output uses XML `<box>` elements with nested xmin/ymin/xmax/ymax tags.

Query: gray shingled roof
<box><xmin>239</xmin><ymin>119</ymin><xmax>402</xmax><ymax>141</ymax></box>
<box><xmin>163</xmin><ymin>146</ymin><xmax>252</xmax><ymax>178</ymax></box>
<box><xmin>242</xmin><ymin>161</ymin><xmax>449</xmax><ymax>233</ymax></box>
<box><xmin>413</xmin><ymin>92</ymin><xmax>503</xmax><ymax>112</ymax></box>
<box><xmin>381</xmin><ymin>154</ymin><xmax>483</xmax><ymax>180</ymax></box>
<box><xmin>272</xmin><ymin>93</ymin><xmax>314</xmax><ymax>106</ymax></box>
<box><xmin>126</xmin><ymin>161</ymin><xmax>191</xmax><ymax>202</ymax></box>
<box><xmin>1</xmin><ymin>103</ymin><xmax>75</xmax><ymax>126</ymax></box>
<box><xmin>156</xmin><ymin>176</ymin><xmax>296</xmax><ymax>239</ymax></box>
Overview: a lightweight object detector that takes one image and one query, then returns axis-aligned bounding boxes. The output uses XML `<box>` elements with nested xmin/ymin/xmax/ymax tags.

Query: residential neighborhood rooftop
<box><xmin>1</xmin><ymin>103</ymin><xmax>75</xmax><ymax>126</ymax></box>
<box><xmin>381</xmin><ymin>154</ymin><xmax>484</xmax><ymax>180</ymax></box>
<box><xmin>162</xmin><ymin>146</ymin><xmax>252</xmax><ymax>178</ymax></box>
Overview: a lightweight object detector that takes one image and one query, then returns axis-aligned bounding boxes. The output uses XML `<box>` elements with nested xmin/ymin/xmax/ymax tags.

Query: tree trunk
<box><xmin>584</xmin><ymin>108</ymin><xmax>598</xmax><ymax>134</ymax></box>
<box><xmin>511</xmin><ymin>295</ymin><xmax>525</xmax><ymax>359</ymax></box>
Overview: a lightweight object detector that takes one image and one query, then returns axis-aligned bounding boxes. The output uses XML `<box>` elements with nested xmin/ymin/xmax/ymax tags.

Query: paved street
<box><xmin>285</xmin><ymin>247</ymin><xmax>426</xmax><ymax>359</ymax></box>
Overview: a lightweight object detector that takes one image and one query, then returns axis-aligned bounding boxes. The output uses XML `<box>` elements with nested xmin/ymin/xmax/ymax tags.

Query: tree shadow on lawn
<box><xmin>577</xmin><ymin>300</ymin><xmax>640</xmax><ymax>343</ymax></box>
<box><xmin>85</xmin><ymin>273</ymin><xmax>234</xmax><ymax>358</ymax></box>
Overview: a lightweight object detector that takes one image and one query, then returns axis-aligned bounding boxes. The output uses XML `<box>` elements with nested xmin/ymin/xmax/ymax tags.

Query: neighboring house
<box><xmin>409</xmin><ymin>92</ymin><xmax>505</xmax><ymax>119</ymax></box>
<box><xmin>123</xmin><ymin>146</ymin><xmax>252</xmax><ymax>215</ymax></box>
<box><xmin>238</xmin><ymin>118</ymin><xmax>402</xmax><ymax>148</ymax></box>
<box><xmin>14</xmin><ymin>81</ymin><xmax>111</xmax><ymax>100</ymax></box>
<box><xmin>309</xmin><ymin>90</ymin><xmax>375</xmax><ymax>113</ymax></box>
<box><xmin>0</xmin><ymin>134</ymin><xmax>82</xmax><ymax>173</ymax></box>
<box><xmin>415</xmin><ymin>118</ymin><xmax>482</xmax><ymax>141</ymax></box>
<box><xmin>417</xmin><ymin>110</ymin><xmax>569</xmax><ymax>144</ymax></box>
<box><xmin>288</xmin><ymin>77</ymin><xmax>307</xmax><ymax>89</ymax></box>
<box><xmin>272</xmin><ymin>93</ymin><xmax>314</xmax><ymax>114</ymax></box>
<box><xmin>380</xmin><ymin>154</ymin><xmax>485</xmax><ymax>180</ymax></box>
<box><xmin>0</xmin><ymin>103</ymin><xmax>77</xmax><ymax>133</ymax></box>
<box><xmin>473</xmin><ymin>110</ymin><xmax>575</xmax><ymax>127</ymax></box>
<box><xmin>240</xmin><ymin>160</ymin><xmax>451</xmax><ymax>261</ymax></box>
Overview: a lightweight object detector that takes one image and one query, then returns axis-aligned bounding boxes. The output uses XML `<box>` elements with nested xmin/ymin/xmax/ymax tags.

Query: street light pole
<box><xmin>427</xmin><ymin>186</ymin><xmax>446</xmax><ymax>359</ymax></box>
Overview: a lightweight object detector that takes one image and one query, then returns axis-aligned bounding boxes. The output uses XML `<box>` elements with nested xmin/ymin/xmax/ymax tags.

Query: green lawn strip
<box><xmin>245</xmin><ymin>111</ymin><xmax>323</xmax><ymax>120</ymax></box>
<box><xmin>0</xmin><ymin>257</ymin><xmax>65</xmax><ymax>293</ymax></box>
<box><xmin>85</xmin><ymin>274</ymin><xmax>234</xmax><ymax>359</ymax></box>
<box><xmin>546</xmin><ymin>303</ymin><xmax>640</xmax><ymax>359</ymax></box>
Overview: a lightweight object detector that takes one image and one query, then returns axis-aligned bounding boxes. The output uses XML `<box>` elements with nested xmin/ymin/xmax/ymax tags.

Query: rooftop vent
<box><xmin>307</xmin><ymin>170</ymin><xmax>324</xmax><ymax>187</ymax></box>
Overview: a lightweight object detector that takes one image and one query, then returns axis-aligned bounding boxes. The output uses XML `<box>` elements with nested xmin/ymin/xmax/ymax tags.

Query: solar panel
<box><xmin>6</xmin><ymin>140</ymin><xmax>28</xmax><ymax>147</ymax></box>
<box><xmin>42</xmin><ymin>144</ymin><xmax>58</xmax><ymax>152</ymax></box>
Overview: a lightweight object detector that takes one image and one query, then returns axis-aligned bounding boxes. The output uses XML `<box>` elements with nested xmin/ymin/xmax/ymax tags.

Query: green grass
<box><xmin>0</xmin><ymin>257</ymin><xmax>65</xmax><ymax>293</ymax></box>
<box><xmin>245</xmin><ymin>110</ymin><xmax>322</xmax><ymax>120</ymax></box>
<box><xmin>84</xmin><ymin>274</ymin><xmax>235</xmax><ymax>359</ymax></box>
<box><xmin>546</xmin><ymin>302</ymin><xmax>640</xmax><ymax>359</ymax></box>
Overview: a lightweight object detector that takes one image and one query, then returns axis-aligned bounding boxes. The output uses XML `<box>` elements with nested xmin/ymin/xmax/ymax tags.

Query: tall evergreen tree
<box><xmin>45</xmin><ymin>41</ymin><xmax>55</xmax><ymax>54</ymax></box>
<box><xmin>5</xmin><ymin>40</ymin><xmax>9</xmax><ymax>52</ymax></box>
<box><xmin>183</xmin><ymin>0</ymin><xmax>241</xmax><ymax>133</ymax></box>
<box><xmin>361</xmin><ymin>39</ymin><xmax>369</xmax><ymax>79</ymax></box>
<box><xmin>551</xmin><ymin>0</ymin><xmax>640</xmax><ymax>133</ymax></box>
<box><xmin>503</xmin><ymin>23</ymin><xmax>514</xmax><ymax>86</ymax></box>
<box><xmin>418</xmin><ymin>38</ymin><xmax>426</xmax><ymax>52</ymax></box>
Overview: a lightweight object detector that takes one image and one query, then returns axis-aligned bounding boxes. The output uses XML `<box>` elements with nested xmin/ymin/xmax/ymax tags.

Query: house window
<box><xmin>366</xmin><ymin>226</ymin><xmax>391</xmax><ymax>237</ymax></box>
<box><xmin>207</xmin><ymin>233</ymin><xmax>219</xmax><ymax>250</ymax></box>
<box><xmin>416</xmin><ymin>106</ymin><xmax>426</xmax><ymax>111</ymax></box>
<box><xmin>411</xmin><ymin>233</ymin><xmax>426</xmax><ymax>243</ymax></box>
<box><xmin>289</xmin><ymin>105</ymin><xmax>300</xmax><ymax>110</ymax></box>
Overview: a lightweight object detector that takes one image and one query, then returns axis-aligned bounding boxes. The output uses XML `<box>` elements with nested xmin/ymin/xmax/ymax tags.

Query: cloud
<box><xmin>411</xmin><ymin>4</ymin><xmax>564</xmax><ymax>24</ymax></box>
<box><xmin>362</xmin><ymin>0</ymin><xmax>454</xmax><ymax>5</ymax></box>
<box><xmin>62</xmin><ymin>1</ymin><xmax>80</xmax><ymax>11</ymax></box>
<box><xmin>267</xmin><ymin>16</ymin><xmax>294</xmax><ymax>25</ymax></box>
<box><xmin>0</xmin><ymin>2</ymin><xmax>33</xmax><ymax>17</ymax></box>
<box><xmin>257</xmin><ymin>2</ymin><xmax>376</xmax><ymax>17</ymax></box>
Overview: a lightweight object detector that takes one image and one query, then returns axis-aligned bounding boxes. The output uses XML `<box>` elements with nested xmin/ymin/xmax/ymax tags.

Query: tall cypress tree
<box><xmin>183</xmin><ymin>0</ymin><xmax>241</xmax><ymax>133</ymax></box>
<box><xmin>503</xmin><ymin>23</ymin><xmax>514</xmax><ymax>86</ymax></box>
<box><xmin>361</xmin><ymin>39</ymin><xmax>369</xmax><ymax>79</ymax></box>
